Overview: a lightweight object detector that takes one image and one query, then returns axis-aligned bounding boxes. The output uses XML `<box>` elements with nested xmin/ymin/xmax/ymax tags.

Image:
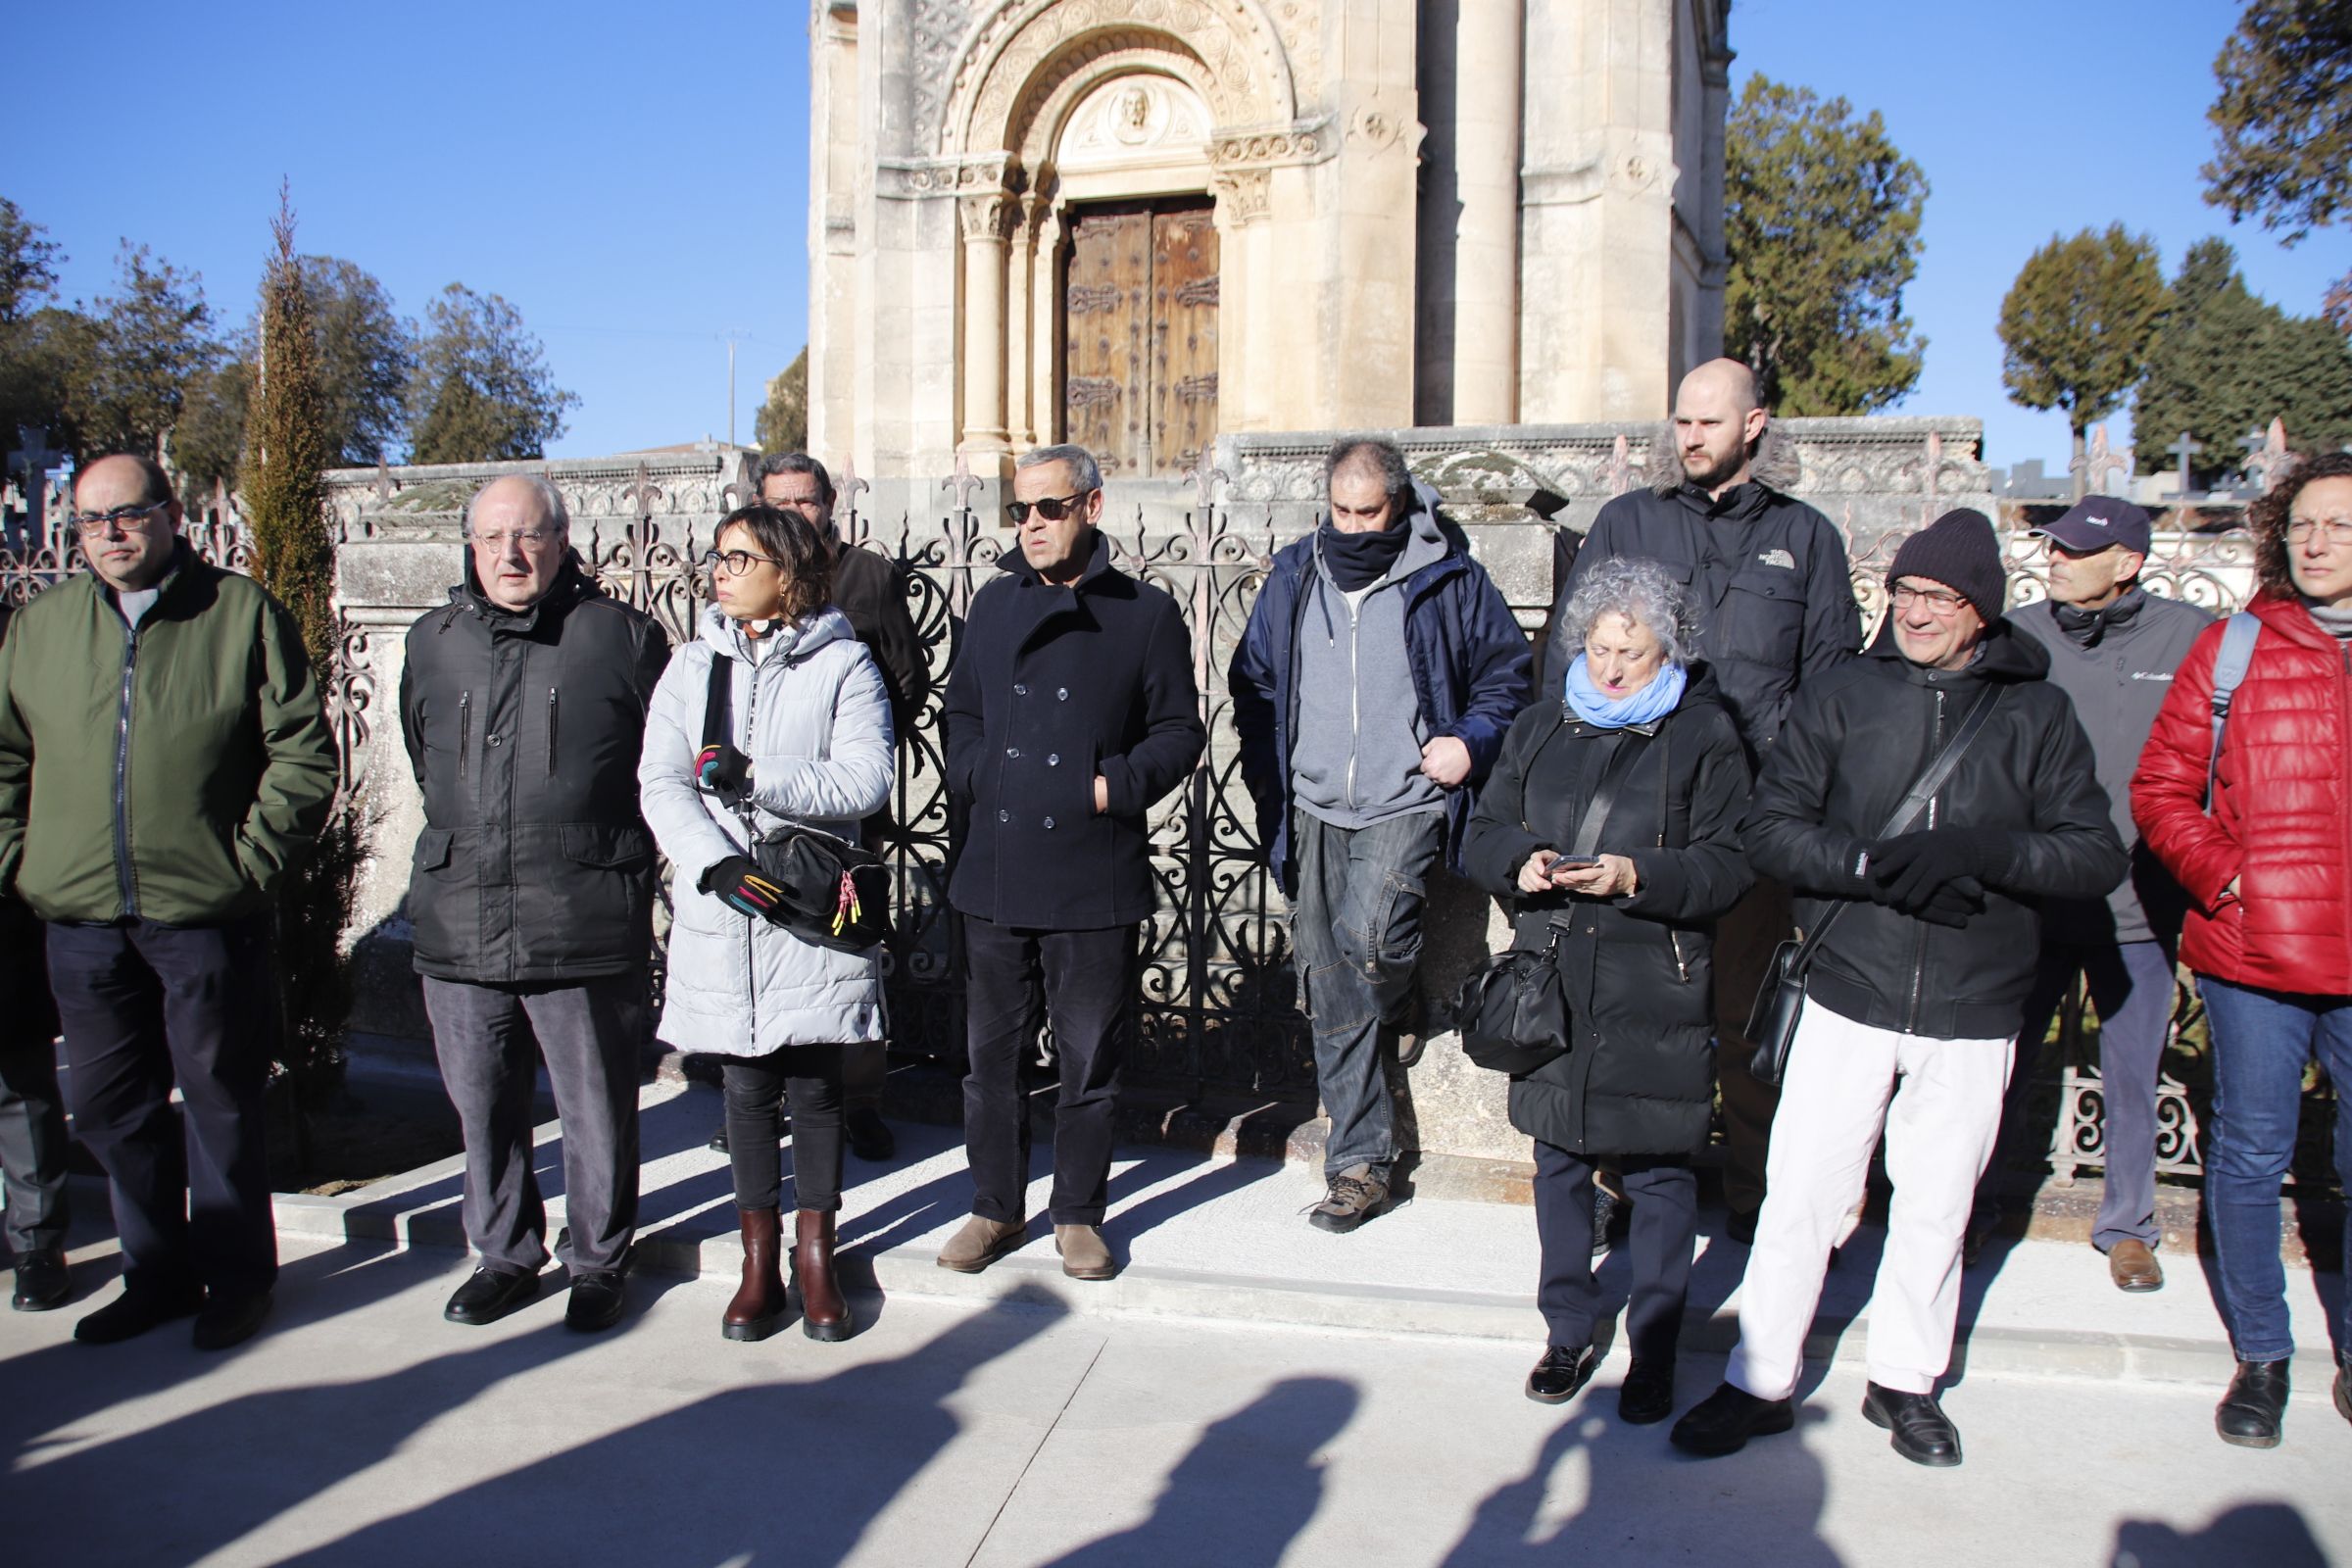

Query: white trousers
<box><xmin>1727</xmin><ymin>1001</ymin><xmax>2014</xmax><ymax>1400</ymax></box>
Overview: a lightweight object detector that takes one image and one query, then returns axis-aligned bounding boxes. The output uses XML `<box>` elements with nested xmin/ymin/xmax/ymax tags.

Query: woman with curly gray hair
<box><xmin>1464</xmin><ymin>557</ymin><xmax>1754</xmax><ymax>1420</ymax></box>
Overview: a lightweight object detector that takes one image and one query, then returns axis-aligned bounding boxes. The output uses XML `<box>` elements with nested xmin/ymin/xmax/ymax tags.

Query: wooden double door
<box><xmin>1060</xmin><ymin>200</ymin><xmax>1220</xmax><ymax>479</ymax></box>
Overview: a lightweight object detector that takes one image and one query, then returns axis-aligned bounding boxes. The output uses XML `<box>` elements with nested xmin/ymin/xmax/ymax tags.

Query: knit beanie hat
<box><xmin>1888</xmin><ymin>508</ymin><xmax>2006</xmax><ymax>622</ymax></box>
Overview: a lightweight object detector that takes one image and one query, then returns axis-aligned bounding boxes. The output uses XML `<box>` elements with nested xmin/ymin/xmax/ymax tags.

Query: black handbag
<box><xmin>703</xmin><ymin>654</ymin><xmax>894</xmax><ymax>955</ymax></box>
<box><xmin>1743</xmin><ymin>685</ymin><xmax>2002</xmax><ymax>1087</ymax></box>
<box><xmin>1454</xmin><ymin>727</ymin><xmax>1646</xmax><ymax>1077</ymax></box>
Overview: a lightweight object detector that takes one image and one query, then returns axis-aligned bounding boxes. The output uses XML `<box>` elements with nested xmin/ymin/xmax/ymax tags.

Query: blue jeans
<box><xmin>2196</xmin><ymin>976</ymin><xmax>2352</xmax><ymax>1363</ymax></box>
<box><xmin>1290</xmin><ymin>809</ymin><xmax>1444</xmax><ymax>1179</ymax></box>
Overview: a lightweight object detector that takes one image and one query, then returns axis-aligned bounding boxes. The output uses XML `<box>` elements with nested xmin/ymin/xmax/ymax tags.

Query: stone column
<box><xmin>1452</xmin><ymin>0</ymin><xmax>1522</xmax><ymax>424</ymax></box>
<box><xmin>1212</xmin><ymin>167</ymin><xmax>1271</xmax><ymax>433</ymax></box>
<box><xmin>957</xmin><ymin>190</ymin><xmax>1018</xmax><ymax>461</ymax></box>
<box><xmin>1005</xmin><ymin>194</ymin><xmax>1054</xmax><ymax>451</ymax></box>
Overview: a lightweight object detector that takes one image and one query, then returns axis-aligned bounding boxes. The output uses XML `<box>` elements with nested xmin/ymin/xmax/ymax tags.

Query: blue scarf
<box><xmin>1563</xmin><ymin>655</ymin><xmax>1686</xmax><ymax>729</ymax></box>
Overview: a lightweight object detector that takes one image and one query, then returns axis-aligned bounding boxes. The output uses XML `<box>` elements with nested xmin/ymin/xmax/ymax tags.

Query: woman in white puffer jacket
<box><xmin>638</xmin><ymin>503</ymin><xmax>893</xmax><ymax>1345</ymax></box>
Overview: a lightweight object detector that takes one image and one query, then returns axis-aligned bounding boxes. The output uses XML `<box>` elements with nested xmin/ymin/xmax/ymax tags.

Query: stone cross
<box><xmin>6</xmin><ymin>425</ymin><xmax>66</xmax><ymax>547</ymax></box>
<box><xmin>2168</xmin><ymin>432</ymin><xmax>2204</xmax><ymax>497</ymax></box>
<box><xmin>2069</xmin><ymin>423</ymin><xmax>2128</xmax><ymax>500</ymax></box>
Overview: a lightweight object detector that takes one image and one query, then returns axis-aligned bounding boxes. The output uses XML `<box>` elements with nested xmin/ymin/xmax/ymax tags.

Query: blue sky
<box><xmin>4</xmin><ymin>1</ymin><xmax>2340</xmax><ymax>469</ymax></box>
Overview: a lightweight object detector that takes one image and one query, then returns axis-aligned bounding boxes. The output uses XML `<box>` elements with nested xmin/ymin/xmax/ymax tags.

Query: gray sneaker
<box><xmin>1305</xmin><ymin>1164</ymin><xmax>1390</xmax><ymax>1234</ymax></box>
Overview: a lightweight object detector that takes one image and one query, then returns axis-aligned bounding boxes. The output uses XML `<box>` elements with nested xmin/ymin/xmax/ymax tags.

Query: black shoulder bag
<box><xmin>1742</xmin><ymin>684</ymin><xmax>2002</xmax><ymax>1086</ymax></box>
<box><xmin>1455</xmin><ymin>729</ymin><xmax>1645</xmax><ymax>1076</ymax></box>
<box><xmin>704</xmin><ymin>654</ymin><xmax>894</xmax><ymax>955</ymax></box>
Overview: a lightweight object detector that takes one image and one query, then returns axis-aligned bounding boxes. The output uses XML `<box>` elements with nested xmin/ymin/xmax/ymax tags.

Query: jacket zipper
<box><xmin>1905</xmin><ymin>687</ymin><xmax>1945</xmax><ymax>1035</ymax></box>
<box><xmin>740</xmin><ymin>653</ymin><xmax>760</xmax><ymax>1043</ymax></box>
<box><xmin>546</xmin><ymin>687</ymin><xmax>559</xmax><ymax>776</ymax></box>
<box><xmin>112</xmin><ymin>621</ymin><xmax>141</xmax><ymax>918</ymax></box>
<box><xmin>1668</xmin><ymin>929</ymin><xmax>1690</xmax><ymax>983</ymax></box>
<box><xmin>1345</xmin><ymin>592</ymin><xmax>1361</xmax><ymax>809</ymax></box>
<box><xmin>458</xmin><ymin>691</ymin><xmax>471</xmax><ymax>780</ymax></box>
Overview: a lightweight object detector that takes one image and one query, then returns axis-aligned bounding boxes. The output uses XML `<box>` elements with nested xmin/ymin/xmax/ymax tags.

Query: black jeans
<box><xmin>960</xmin><ymin>917</ymin><xmax>1136</xmax><ymax>1226</ymax></box>
<box><xmin>724</xmin><ymin>1046</ymin><xmax>845</xmax><ymax>1213</ymax></box>
<box><xmin>1533</xmin><ymin>1142</ymin><xmax>1696</xmax><ymax>1361</ymax></box>
<box><xmin>46</xmin><ymin>915</ymin><xmax>276</xmax><ymax>1298</ymax></box>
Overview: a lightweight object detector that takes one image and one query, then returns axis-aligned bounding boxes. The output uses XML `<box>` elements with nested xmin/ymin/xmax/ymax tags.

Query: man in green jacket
<box><xmin>0</xmin><ymin>454</ymin><xmax>336</xmax><ymax>1350</ymax></box>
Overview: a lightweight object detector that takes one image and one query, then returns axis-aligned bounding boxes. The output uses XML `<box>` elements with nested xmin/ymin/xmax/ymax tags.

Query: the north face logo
<box><xmin>1757</xmin><ymin>548</ymin><xmax>1796</xmax><ymax>570</ymax></box>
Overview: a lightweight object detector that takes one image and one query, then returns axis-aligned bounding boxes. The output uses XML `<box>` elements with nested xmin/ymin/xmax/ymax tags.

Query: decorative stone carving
<box><xmin>1207</xmin><ymin>118</ymin><xmax>1331</xmax><ymax>169</ymax></box>
<box><xmin>1210</xmin><ymin>166</ymin><xmax>1270</xmax><ymax>224</ymax></box>
<box><xmin>1055</xmin><ymin>73</ymin><xmax>1212</xmax><ymax>173</ymax></box>
<box><xmin>909</xmin><ymin>0</ymin><xmax>972</xmax><ymax>149</ymax></box>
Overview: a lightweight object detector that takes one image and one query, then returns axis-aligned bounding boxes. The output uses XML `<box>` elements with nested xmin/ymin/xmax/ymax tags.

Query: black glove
<box><xmin>1910</xmin><ymin>875</ymin><xmax>1986</xmax><ymax>928</ymax></box>
<box><xmin>700</xmin><ymin>855</ymin><xmax>786</xmax><ymax>923</ymax></box>
<box><xmin>1869</xmin><ymin>830</ymin><xmax>2008</xmax><ymax>912</ymax></box>
<box><xmin>696</xmin><ymin>742</ymin><xmax>752</xmax><ymax>795</ymax></box>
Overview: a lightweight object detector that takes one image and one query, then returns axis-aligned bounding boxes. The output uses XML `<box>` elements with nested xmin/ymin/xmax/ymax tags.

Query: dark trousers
<box><xmin>0</xmin><ymin>920</ymin><xmax>68</xmax><ymax>1256</ymax></box>
<box><xmin>1710</xmin><ymin>879</ymin><xmax>1792</xmax><ymax>1217</ymax></box>
<box><xmin>2197</xmin><ymin>976</ymin><xmax>2352</xmax><ymax>1363</ymax></box>
<box><xmin>1533</xmin><ymin>1142</ymin><xmax>1697</xmax><ymax>1360</ymax></box>
<box><xmin>1984</xmin><ymin>941</ymin><xmax>2178</xmax><ymax>1248</ymax></box>
<box><xmin>1291</xmin><ymin>810</ymin><xmax>1445</xmax><ymax>1179</ymax></box>
<box><xmin>421</xmin><ymin>973</ymin><xmax>644</xmax><ymax>1275</ymax></box>
<box><xmin>724</xmin><ymin>1046</ymin><xmax>844</xmax><ymax>1212</ymax></box>
<box><xmin>961</xmin><ymin>916</ymin><xmax>1136</xmax><ymax>1227</ymax></box>
<box><xmin>47</xmin><ymin>917</ymin><xmax>276</xmax><ymax>1298</ymax></box>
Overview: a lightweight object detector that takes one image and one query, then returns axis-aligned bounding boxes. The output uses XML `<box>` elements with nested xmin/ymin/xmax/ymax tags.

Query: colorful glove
<box><xmin>696</xmin><ymin>743</ymin><xmax>752</xmax><ymax>794</ymax></box>
<box><xmin>701</xmin><ymin>855</ymin><xmax>785</xmax><ymax>922</ymax></box>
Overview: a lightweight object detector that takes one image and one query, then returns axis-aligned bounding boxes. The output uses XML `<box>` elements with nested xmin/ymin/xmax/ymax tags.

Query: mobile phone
<box><xmin>1549</xmin><ymin>856</ymin><xmax>1599</xmax><ymax>880</ymax></box>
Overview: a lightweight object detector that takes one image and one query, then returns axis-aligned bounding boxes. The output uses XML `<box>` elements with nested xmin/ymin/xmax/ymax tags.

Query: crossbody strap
<box><xmin>702</xmin><ymin>654</ymin><xmax>752</xmax><ymax>815</ymax></box>
<box><xmin>1786</xmin><ymin>682</ymin><xmax>2004</xmax><ymax>972</ymax></box>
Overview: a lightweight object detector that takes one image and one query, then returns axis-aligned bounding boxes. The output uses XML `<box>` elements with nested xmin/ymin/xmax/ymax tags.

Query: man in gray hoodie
<box><xmin>1232</xmin><ymin>438</ymin><xmax>1532</xmax><ymax>1232</ymax></box>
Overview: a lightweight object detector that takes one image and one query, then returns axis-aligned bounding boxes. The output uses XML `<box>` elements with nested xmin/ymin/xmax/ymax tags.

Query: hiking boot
<box><xmin>936</xmin><ymin>1215</ymin><xmax>1026</xmax><ymax>1273</ymax></box>
<box><xmin>1304</xmin><ymin>1164</ymin><xmax>1390</xmax><ymax>1234</ymax></box>
<box><xmin>1054</xmin><ymin>1224</ymin><xmax>1115</xmax><ymax>1281</ymax></box>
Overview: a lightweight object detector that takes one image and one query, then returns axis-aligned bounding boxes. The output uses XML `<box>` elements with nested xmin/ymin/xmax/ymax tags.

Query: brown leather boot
<box><xmin>795</xmin><ymin>1208</ymin><xmax>853</xmax><ymax>1343</ymax></box>
<box><xmin>722</xmin><ymin>1207</ymin><xmax>786</xmax><ymax>1343</ymax></box>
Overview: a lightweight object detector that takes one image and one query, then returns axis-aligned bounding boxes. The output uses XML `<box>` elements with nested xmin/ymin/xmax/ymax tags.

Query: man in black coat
<box><xmin>1540</xmin><ymin>358</ymin><xmax>1862</xmax><ymax>1243</ymax></box>
<box><xmin>751</xmin><ymin>452</ymin><xmax>931</xmax><ymax>1163</ymax></box>
<box><xmin>0</xmin><ymin>603</ymin><xmax>70</xmax><ymax>1314</ymax></box>
<box><xmin>1977</xmin><ymin>498</ymin><xmax>2211</xmax><ymax>1291</ymax></box>
<box><xmin>936</xmin><ymin>444</ymin><xmax>1205</xmax><ymax>1281</ymax></box>
<box><xmin>1671</xmin><ymin>509</ymin><xmax>2125</xmax><ymax>1468</ymax></box>
<box><xmin>400</xmin><ymin>474</ymin><xmax>670</xmax><ymax>1333</ymax></box>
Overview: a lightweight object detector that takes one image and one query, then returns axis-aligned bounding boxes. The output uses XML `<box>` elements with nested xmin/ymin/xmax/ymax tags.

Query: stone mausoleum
<box><xmin>808</xmin><ymin>0</ymin><xmax>1735</xmax><ymax>504</ymax></box>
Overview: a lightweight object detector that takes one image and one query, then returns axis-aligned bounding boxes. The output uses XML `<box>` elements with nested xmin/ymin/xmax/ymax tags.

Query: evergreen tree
<box><xmin>85</xmin><ymin>242</ymin><xmax>221</xmax><ymax>464</ymax></box>
<box><xmin>1723</xmin><ymin>76</ymin><xmax>1929</xmax><ymax>415</ymax></box>
<box><xmin>241</xmin><ymin>189</ymin><xmax>360</xmax><ymax>1124</ymax></box>
<box><xmin>0</xmin><ymin>197</ymin><xmax>63</xmax><ymax>325</ymax></box>
<box><xmin>756</xmin><ymin>347</ymin><xmax>808</xmax><ymax>453</ymax></box>
<box><xmin>2204</xmin><ymin>1</ymin><xmax>2352</xmax><ymax>342</ymax></box>
<box><xmin>1998</xmin><ymin>225</ymin><xmax>2169</xmax><ymax>473</ymax></box>
<box><xmin>407</xmin><ymin>283</ymin><xmax>576</xmax><ymax>464</ymax></box>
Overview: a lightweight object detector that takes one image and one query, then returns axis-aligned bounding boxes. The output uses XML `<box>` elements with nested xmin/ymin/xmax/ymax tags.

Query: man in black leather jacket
<box><xmin>1671</xmin><ymin>508</ymin><xmax>2124</xmax><ymax>1469</ymax></box>
<box><xmin>401</xmin><ymin>474</ymin><xmax>670</xmax><ymax>1333</ymax></box>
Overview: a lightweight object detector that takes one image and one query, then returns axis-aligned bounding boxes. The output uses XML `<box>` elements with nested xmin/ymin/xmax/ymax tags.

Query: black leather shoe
<box><xmin>564</xmin><ymin>1270</ymin><xmax>626</xmax><ymax>1333</ymax></box>
<box><xmin>846</xmin><ymin>1107</ymin><xmax>897</xmax><ymax>1162</ymax></box>
<box><xmin>1724</xmin><ymin>1208</ymin><xmax>1758</xmax><ymax>1248</ymax></box>
<box><xmin>2216</xmin><ymin>1358</ymin><xmax>2290</xmax><ymax>1448</ymax></box>
<box><xmin>192</xmin><ymin>1290</ymin><xmax>272</xmax><ymax>1351</ymax></box>
<box><xmin>1525</xmin><ymin>1345</ymin><xmax>1596</xmax><ymax>1404</ymax></box>
<box><xmin>443</xmin><ymin>1266</ymin><xmax>539</xmax><ymax>1326</ymax></box>
<box><xmin>1861</xmin><ymin>1381</ymin><xmax>1962</xmax><ymax>1467</ymax></box>
<box><xmin>709</xmin><ymin>1122</ymin><xmax>730</xmax><ymax>1154</ymax></box>
<box><xmin>74</xmin><ymin>1279</ymin><xmax>204</xmax><ymax>1345</ymax></box>
<box><xmin>1618</xmin><ymin>1358</ymin><xmax>1676</xmax><ymax>1425</ymax></box>
<box><xmin>12</xmin><ymin>1249</ymin><xmax>71</xmax><ymax>1311</ymax></box>
<box><xmin>1669</xmin><ymin>1382</ymin><xmax>1794</xmax><ymax>1456</ymax></box>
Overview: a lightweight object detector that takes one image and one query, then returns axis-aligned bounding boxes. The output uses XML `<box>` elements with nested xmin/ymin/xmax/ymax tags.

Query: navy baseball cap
<box><xmin>2033</xmin><ymin>498</ymin><xmax>2153</xmax><ymax>556</ymax></box>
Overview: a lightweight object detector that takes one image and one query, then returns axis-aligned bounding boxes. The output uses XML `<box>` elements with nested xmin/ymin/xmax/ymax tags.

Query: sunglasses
<box><xmin>1005</xmin><ymin>490</ymin><xmax>1095</xmax><ymax>524</ymax></box>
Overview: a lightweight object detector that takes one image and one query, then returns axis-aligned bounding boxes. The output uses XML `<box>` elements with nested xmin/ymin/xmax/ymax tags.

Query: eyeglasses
<box><xmin>702</xmin><ymin>548</ymin><xmax>784</xmax><ymax>577</ymax></box>
<box><xmin>469</xmin><ymin>528</ymin><xmax>561</xmax><ymax>551</ymax></box>
<box><xmin>1890</xmin><ymin>582</ymin><xmax>1969</xmax><ymax>616</ymax></box>
<box><xmin>1005</xmin><ymin>491</ymin><xmax>1094</xmax><ymax>524</ymax></box>
<box><xmin>2285</xmin><ymin>516</ymin><xmax>2352</xmax><ymax>547</ymax></box>
<box><xmin>69</xmin><ymin>501</ymin><xmax>172</xmax><ymax>536</ymax></box>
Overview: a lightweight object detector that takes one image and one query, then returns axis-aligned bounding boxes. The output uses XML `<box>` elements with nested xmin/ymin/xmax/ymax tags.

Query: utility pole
<box><xmin>727</xmin><ymin>336</ymin><xmax>737</xmax><ymax>448</ymax></box>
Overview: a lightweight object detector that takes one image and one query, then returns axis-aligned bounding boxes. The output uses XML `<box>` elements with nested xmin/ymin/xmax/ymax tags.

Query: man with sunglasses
<box><xmin>0</xmin><ymin>455</ymin><xmax>337</xmax><ymax>1349</ymax></box>
<box><xmin>936</xmin><ymin>444</ymin><xmax>1205</xmax><ymax>1281</ymax></box>
<box><xmin>1971</xmin><ymin>498</ymin><xmax>2209</xmax><ymax>1292</ymax></box>
<box><xmin>1671</xmin><ymin>507</ymin><xmax>2123</xmax><ymax>1467</ymax></box>
<box><xmin>1230</xmin><ymin>437</ymin><xmax>1533</xmax><ymax>1234</ymax></box>
<box><xmin>400</xmin><ymin>473</ymin><xmax>670</xmax><ymax>1333</ymax></box>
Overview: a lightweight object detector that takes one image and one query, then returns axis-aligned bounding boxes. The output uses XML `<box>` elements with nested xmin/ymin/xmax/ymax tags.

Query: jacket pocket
<box><xmin>1720</xmin><ymin>568</ymin><xmax>1805</xmax><ymax>669</ymax></box>
<box><xmin>414</xmin><ymin>826</ymin><xmax>457</xmax><ymax>872</ymax></box>
<box><xmin>559</xmin><ymin>823</ymin><xmax>654</xmax><ymax>869</ymax></box>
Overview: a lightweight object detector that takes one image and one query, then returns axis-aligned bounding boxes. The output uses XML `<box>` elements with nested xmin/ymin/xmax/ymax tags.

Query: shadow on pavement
<box><xmin>2112</xmin><ymin>1501</ymin><xmax>2332</xmax><ymax>1568</ymax></box>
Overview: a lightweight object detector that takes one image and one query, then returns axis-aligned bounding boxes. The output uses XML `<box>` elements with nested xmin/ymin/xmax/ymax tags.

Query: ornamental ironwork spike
<box><xmin>624</xmin><ymin>462</ymin><xmax>662</xmax><ymax>523</ymax></box>
<box><xmin>2246</xmin><ymin>416</ymin><xmax>2295</xmax><ymax>494</ymax></box>
<box><xmin>2070</xmin><ymin>423</ymin><xmax>2128</xmax><ymax>498</ymax></box>
<box><xmin>1182</xmin><ymin>451</ymin><xmax>1228</xmax><ymax>508</ymax></box>
<box><xmin>945</xmin><ymin>452</ymin><xmax>981</xmax><ymax>514</ymax></box>
<box><xmin>1605</xmin><ymin>433</ymin><xmax>1632</xmax><ymax>496</ymax></box>
<box><xmin>721</xmin><ymin>450</ymin><xmax>757</xmax><ymax>510</ymax></box>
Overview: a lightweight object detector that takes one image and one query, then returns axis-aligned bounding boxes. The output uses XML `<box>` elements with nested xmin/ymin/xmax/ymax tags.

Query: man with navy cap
<box><xmin>1975</xmin><ymin>498</ymin><xmax>2210</xmax><ymax>1292</ymax></box>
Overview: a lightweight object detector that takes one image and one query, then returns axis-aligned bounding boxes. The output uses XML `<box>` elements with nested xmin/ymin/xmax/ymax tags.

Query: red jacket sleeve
<box><xmin>2130</xmin><ymin>620</ymin><xmax>2239</xmax><ymax>912</ymax></box>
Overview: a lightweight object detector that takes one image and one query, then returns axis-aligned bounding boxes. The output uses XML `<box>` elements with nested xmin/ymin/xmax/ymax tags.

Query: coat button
<box><xmin>1043</xmin><ymin>816</ymin><xmax>1055</xmax><ymax>829</ymax></box>
<box><xmin>1056</xmin><ymin>687</ymin><xmax>1069</xmax><ymax>700</ymax></box>
<box><xmin>1047</xmin><ymin>754</ymin><xmax>1059</xmax><ymax>765</ymax></box>
<box><xmin>1006</xmin><ymin>747</ymin><xmax>1020</xmax><ymax>759</ymax></box>
<box><xmin>998</xmin><ymin>808</ymin><xmax>1009</xmax><ymax>823</ymax></box>
<box><xmin>487</xmin><ymin>734</ymin><xmax>503</xmax><ymax>747</ymax></box>
<box><xmin>1013</xmin><ymin>683</ymin><xmax>1029</xmax><ymax>696</ymax></box>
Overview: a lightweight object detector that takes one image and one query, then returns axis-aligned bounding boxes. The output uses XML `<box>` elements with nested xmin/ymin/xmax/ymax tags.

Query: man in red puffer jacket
<box><xmin>2133</xmin><ymin>451</ymin><xmax>2352</xmax><ymax>1451</ymax></box>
